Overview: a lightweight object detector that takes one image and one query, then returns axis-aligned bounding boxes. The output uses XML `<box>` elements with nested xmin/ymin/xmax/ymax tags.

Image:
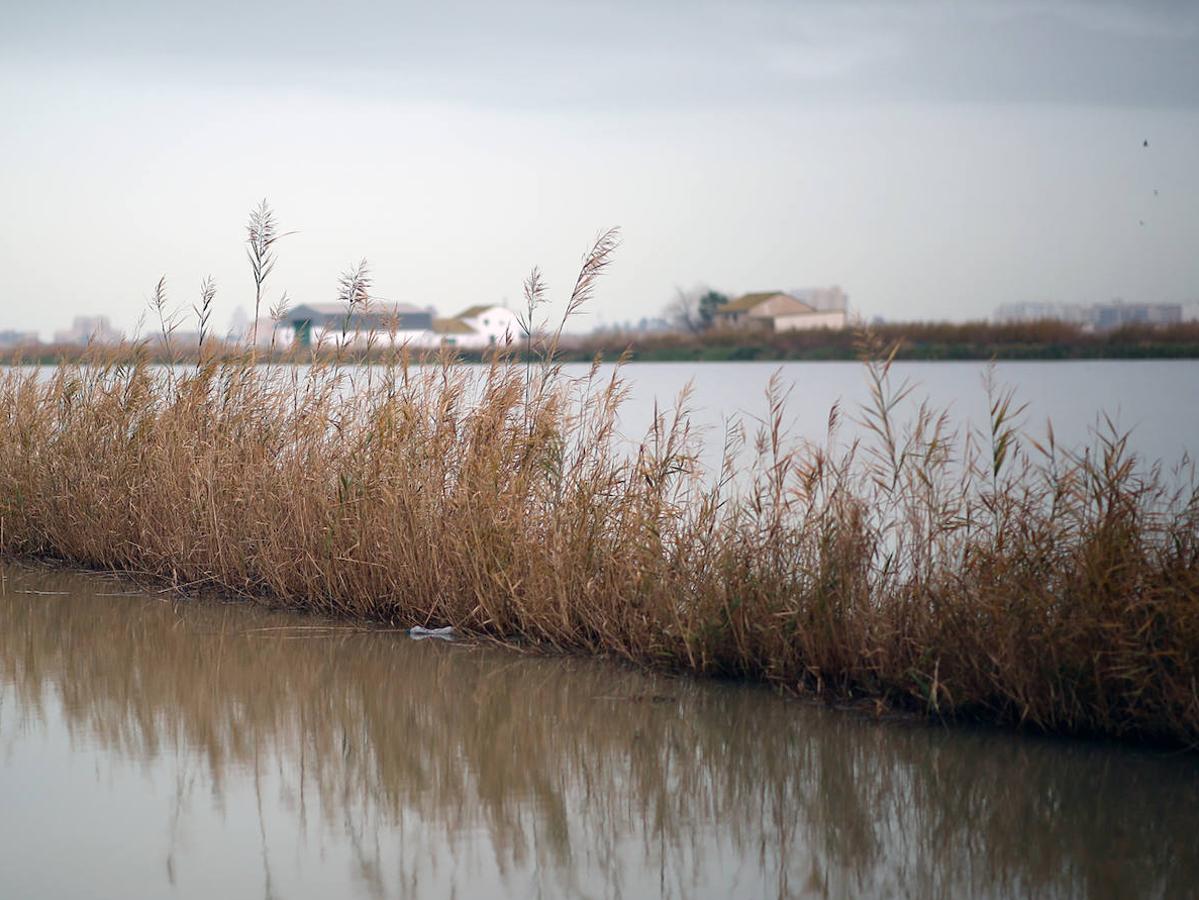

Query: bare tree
<box><xmin>664</xmin><ymin>287</ymin><xmax>702</xmax><ymax>334</ymax></box>
<box><xmin>664</xmin><ymin>285</ymin><xmax>727</xmax><ymax>333</ymax></box>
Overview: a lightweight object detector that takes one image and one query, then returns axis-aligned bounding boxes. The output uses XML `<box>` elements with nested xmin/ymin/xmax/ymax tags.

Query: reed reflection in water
<box><xmin>1</xmin><ymin>563</ymin><xmax>1196</xmax><ymax>899</ymax></box>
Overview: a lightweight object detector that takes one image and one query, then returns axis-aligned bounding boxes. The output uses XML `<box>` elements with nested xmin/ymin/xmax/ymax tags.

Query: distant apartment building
<box><xmin>995</xmin><ymin>300</ymin><xmax>1182</xmax><ymax>331</ymax></box>
<box><xmin>0</xmin><ymin>329</ymin><xmax>39</xmax><ymax>348</ymax></box>
<box><xmin>994</xmin><ymin>302</ymin><xmax>1085</xmax><ymax>325</ymax></box>
<box><xmin>1092</xmin><ymin>301</ymin><xmax>1182</xmax><ymax>330</ymax></box>
<box><xmin>53</xmin><ymin>316</ymin><xmax>123</xmax><ymax>345</ymax></box>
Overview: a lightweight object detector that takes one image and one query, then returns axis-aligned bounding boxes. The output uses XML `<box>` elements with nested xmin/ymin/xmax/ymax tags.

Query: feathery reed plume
<box><xmin>550</xmin><ymin>227</ymin><xmax>620</xmax><ymax>354</ymax></box>
<box><xmin>245</xmin><ymin>200</ymin><xmax>293</xmax><ymax>348</ymax></box>
<box><xmin>335</xmin><ymin>259</ymin><xmax>372</xmax><ymax>362</ymax></box>
<box><xmin>518</xmin><ymin>266</ymin><xmax>548</xmax><ymax>415</ymax></box>
<box><xmin>519</xmin><ymin>266</ymin><xmax>547</xmax><ymax>346</ymax></box>
<box><xmin>150</xmin><ymin>275</ymin><xmax>172</xmax><ymax>342</ymax></box>
<box><xmin>338</xmin><ymin>258</ymin><xmax>372</xmax><ymax>309</ymax></box>
<box><xmin>148</xmin><ymin>275</ymin><xmax>182</xmax><ymax>380</ymax></box>
<box><xmin>194</xmin><ymin>276</ymin><xmax>216</xmax><ymax>360</ymax></box>
<box><xmin>267</xmin><ymin>291</ymin><xmax>290</xmax><ymax>355</ymax></box>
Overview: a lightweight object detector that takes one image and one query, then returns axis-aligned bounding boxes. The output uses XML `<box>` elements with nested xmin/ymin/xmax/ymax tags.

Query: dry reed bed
<box><xmin>1</xmin><ymin>209</ymin><xmax>1197</xmax><ymax>745</ymax></box>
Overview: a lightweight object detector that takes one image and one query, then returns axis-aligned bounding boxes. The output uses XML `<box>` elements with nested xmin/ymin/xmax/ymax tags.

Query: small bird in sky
<box><xmin>1143</xmin><ymin>139</ymin><xmax>1149</xmax><ymax>147</ymax></box>
<box><xmin>1139</xmin><ymin>220</ymin><xmax>1146</xmax><ymax>226</ymax></box>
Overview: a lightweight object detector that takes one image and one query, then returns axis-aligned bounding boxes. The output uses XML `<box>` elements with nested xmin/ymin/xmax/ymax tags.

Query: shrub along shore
<box><xmin>2</xmin><ymin>211</ymin><xmax>1196</xmax><ymax>746</ymax></box>
<box><xmin>565</xmin><ymin>320</ymin><xmax>1199</xmax><ymax>363</ymax></box>
<box><xmin>6</xmin><ymin>319</ymin><xmax>1199</xmax><ymax>366</ymax></box>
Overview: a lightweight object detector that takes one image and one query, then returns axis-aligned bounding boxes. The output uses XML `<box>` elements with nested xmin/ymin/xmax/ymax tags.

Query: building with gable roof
<box><xmin>451</xmin><ymin>304</ymin><xmax>520</xmax><ymax>348</ymax></box>
<box><xmin>279</xmin><ymin>302</ymin><xmax>435</xmax><ymax>347</ymax></box>
<box><xmin>715</xmin><ymin>290</ymin><xmax>848</xmax><ymax>331</ymax></box>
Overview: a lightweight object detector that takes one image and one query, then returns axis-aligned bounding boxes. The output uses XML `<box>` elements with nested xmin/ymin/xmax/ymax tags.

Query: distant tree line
<box><xmin>663</xmin><ymin>287</ymin><xmax>730</xmax><ymax>334</ymax></box>
<box><xmin>562</xmin><ymin>318</ymin><xmax>1199</xmax><ymax>363</ymax></box>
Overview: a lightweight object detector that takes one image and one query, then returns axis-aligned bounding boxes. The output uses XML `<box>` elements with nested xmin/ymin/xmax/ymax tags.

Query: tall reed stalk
<box><xmin>1</xmin><ymin>205</ymin><xmax>1196</xmax><ymax>745</ymax></box>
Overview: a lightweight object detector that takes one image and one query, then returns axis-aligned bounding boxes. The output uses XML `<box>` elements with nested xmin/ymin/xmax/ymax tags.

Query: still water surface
<box><xmin>563</xmin><ymin>360</ymin><xmax>1199</xmax><ymax>468</ymax></box>
<box><xmin>2</xmin><ymin>563</ymin><xmax>1197</xmax><ymax>899</ymax></box>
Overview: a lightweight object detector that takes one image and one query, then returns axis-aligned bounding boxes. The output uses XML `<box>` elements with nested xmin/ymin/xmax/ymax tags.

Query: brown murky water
<box><xmin>1</xmin><ymin>562</ymin><xmax>1196</xmax><ymax>899</ymax></box>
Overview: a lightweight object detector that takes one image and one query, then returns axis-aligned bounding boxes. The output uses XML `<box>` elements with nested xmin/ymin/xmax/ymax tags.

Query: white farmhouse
<box><xmin>456</xmin><ymin>304</ymin><xmax>520</xmax><ymax>346</ymax></box>
<box><xmin>441</xmin><ymin>304</ymin><xmax>521</xmax><ymax>349</ymax></box>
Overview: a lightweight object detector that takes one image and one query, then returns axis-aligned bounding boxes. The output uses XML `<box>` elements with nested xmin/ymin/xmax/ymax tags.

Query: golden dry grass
<box><xmin>1</xmin><ymin>209</ymin><xmax>1197</xmax><ymax>745</ymax></box>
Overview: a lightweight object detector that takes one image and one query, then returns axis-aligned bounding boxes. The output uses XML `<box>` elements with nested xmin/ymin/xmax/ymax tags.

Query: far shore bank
<box><xmin>564</xmin><ymin>320</ymin><xmax>1199</xmax><ymax>362</ymax></box>
<box><xmin>4</xmin><ymin>320</ymin><xmax>1199</xmax><ymax>365</ymax></box>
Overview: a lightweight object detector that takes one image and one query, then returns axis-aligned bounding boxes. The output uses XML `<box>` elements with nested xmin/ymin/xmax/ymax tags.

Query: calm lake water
<box><xmin>2</xmin><ymin>562</ymin><xmax>1198</xmax><ymax>900</ymax></box>
<box><xmin>560</xmin><ymin>360</ymin><xmax>1199</xmax><ymax>469</ymax></box>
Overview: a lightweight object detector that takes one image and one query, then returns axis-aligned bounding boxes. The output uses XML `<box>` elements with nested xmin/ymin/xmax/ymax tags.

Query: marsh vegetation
<box><xmin>1</xmin><ymin>205</ymin><xmax>1196</xmax><ymax>745</ymax></box>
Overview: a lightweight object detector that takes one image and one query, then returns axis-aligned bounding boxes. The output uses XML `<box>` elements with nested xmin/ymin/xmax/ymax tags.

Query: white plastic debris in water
<box><xmin>408</xmin><ymin>625</ymin><xmax>455</xmax><ymax>641</ymax></box>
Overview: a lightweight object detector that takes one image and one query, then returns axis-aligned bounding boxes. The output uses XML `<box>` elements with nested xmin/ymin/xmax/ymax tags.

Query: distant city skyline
<box><xmin>994</xmin><ymin>298</ymin><xmax>1188</xmax><ymax>329</ymax></box>
<box><xmin>2</xmin><ymin>1</ymin><xmax>1198</xmax><ymax>338</ymax></box>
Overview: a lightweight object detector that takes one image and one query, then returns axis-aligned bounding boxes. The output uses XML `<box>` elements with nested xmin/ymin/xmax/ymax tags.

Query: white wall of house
<box><xmin>380</xmin><ymin>329</ymin><xmax>441</xmax><ymax>348</ymax></box>
<box><xmin>459</xmin><ymin>306</ymin><xmax>519</xmax><ymax>347</ymax></box>
<box><xmin>440</xmin><ymin>327</ymin><xmax>488</xmax><ymax>350</ymax></box>
<box><xmin>773</xmin><ymin>311</ymin><xmax>849</xmax><ymax>331</ymax></box>
<box><xmin>307</xmin><ymin>326</ymin><xmax>440</xmax><ymax>349</ymax></box>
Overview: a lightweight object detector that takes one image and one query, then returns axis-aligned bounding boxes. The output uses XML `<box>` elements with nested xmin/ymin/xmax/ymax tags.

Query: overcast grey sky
<box><xmin>1</xmin><ymin>0</ymin><xmax>1197</xmax><ymax>336</ymax></box>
